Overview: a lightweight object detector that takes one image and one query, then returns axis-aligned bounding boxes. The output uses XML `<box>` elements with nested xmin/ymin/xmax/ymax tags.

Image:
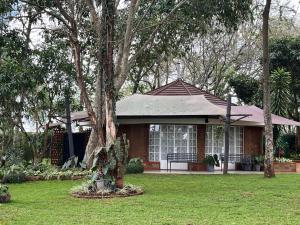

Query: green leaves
<box><xmin>270</xmin><ymin>68</ymin><xmax>291</xmax><ymax>117</ymax></box>
<box><xmin>228</xmin><ymin>73</ymin><xmax>261</xmax><ymax>106</ymax></box>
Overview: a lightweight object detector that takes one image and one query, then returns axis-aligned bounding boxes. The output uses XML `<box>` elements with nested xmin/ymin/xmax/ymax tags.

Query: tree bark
<box><xmin>262</xmin><ymin>0</ymin><xmax>275</xmax><ymax>178</ymax></box>
<box><xmin>101</xmin><ymin>0</ymin><xmax>117</xmax><ymax>146</ymax></box>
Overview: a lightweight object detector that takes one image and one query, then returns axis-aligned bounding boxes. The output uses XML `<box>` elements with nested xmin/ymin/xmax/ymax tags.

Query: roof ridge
<box><xmin>145</xmin><ymin>79</ymin><xmax>180</xmax><ymax>95</ymax></box>
<box><xmin>181</xmin><ymin>80</ymin><xmax>228</xmax><ymax>103</ymax></box>
<box><xmin>180</xmin><ymin>80</ymin><xmax>192</xmax><ymax>95</ymax></box>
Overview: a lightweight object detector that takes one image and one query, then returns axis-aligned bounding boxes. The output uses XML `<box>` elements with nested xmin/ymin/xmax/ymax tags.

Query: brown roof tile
<box><xmin>146</xmin><ymin>79</ymin><xmax>227</xmax><ymax>106</ymax></box>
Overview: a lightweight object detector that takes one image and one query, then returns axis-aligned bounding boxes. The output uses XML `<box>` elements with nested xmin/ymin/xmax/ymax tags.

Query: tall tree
<box><xmin>262</xmin><ymin>0</ymin><xmax>275</xmax><ymax>178</ymax></box>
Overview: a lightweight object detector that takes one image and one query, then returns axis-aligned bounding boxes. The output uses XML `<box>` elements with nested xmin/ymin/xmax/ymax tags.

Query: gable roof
<box><xmin>146</xmin><ymin>79</ymin><xmax>228</xmax><ymax>106</ymax></box>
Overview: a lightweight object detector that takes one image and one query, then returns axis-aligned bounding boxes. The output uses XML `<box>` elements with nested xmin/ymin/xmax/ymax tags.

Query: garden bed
<box><xmin>25</xmin><ymin>174</ymin><xmax>86</xmax><ymax>181</ymax></box>
<box><xmin>71</xmin><ymin>189</ymin><xmax>144</xmax><ymax>199</ymax></box>
<box><xmin>273</xmin><ymin>162</ymin><xmax>297</xmax><ymax>173</ymax></box>
<box><xmin>70</xmin><ymin>181</ymin><xmax>144</xmax><ymax>199</ymax></box>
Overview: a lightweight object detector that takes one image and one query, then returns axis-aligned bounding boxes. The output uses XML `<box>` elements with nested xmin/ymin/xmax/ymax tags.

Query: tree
<box><xmin>18</xmin><ymin>0</ymin><xmax>253</xmax><ymax>168</ymax></box>
<box><xmin>229</xmin><ymin>72</ymin><xmax>262</xmax><ymax>106</ymax></box>
<box><xmin>269</xmin><ymin>37</ymin><xmax>300</xmax><ymax>150</ymax></box>
<box><xmin>262</xmin><ymin>0</ymin><xmax>275</xmax><ymax>178</ymax></box>
<box><xmin>271</xmin><ymin>68</ymin><xmax>291</xmax><ymax>142</ymax></box>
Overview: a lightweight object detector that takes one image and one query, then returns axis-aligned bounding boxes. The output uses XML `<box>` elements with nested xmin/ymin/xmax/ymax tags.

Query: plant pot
<box><xmin>116</xmin><ymin>177</ymin><xmax>124</xmax><ymax>189</ymax></box>
<box><xmin>255</xmin><ymin>165</ymin><xmax>261</xmax><ymax>171</ymax></box>
<box><xmin>242</xmin><ymin>164</ymin><xmax>252</xmax><ymax>171</ymax></box>
<box><xmin>95</xmin><ymin>179</ymin><xmax>105</xmax><ymax>190</ymax></box>
<box><xmin>207</xmin><ymin>165</ymin><xmax>214</xmax><ymax>172</ymax></box>
<box><xmin>0</xmin><ymin>194</ymin><xmax>11</xmax><ymax>203</ymax></box>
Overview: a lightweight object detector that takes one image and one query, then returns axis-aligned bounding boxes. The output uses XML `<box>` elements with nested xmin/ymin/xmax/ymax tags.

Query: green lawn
<box><xmin>1</xmin><ymin>174</ymin><xmax>300</xmax><ymax>225</ymax></box>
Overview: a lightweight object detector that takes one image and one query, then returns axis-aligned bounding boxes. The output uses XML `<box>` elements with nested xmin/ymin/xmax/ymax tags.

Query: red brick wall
<box><xmin>118</xmin><ymin>124</ymin><xmax>149</xmax><ymax>161</ymax></box>
<box><xmin>274</xmin><ymin>162</ymin><xmax>296</xmax><ymax>173</ymax></box>
<box><xmin>197</xmin><ymin>125</ymin><xmax>206</xmax><ymax>161</ymax></box>
<box><xmin>244</xmin><ymin>126</ymin><xmax>263</xmax><ymax>156</ymax></box>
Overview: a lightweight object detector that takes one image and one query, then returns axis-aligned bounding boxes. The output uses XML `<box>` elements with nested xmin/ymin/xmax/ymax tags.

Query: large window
<box><xmin>149</xmin><ymin>125</ymin><xmax>197</xmax><ymax>162</ymax></box>
<box><xmin>205</xmin><ymin>125</ymin><xmax>244</xmax><ymax>156</ymax></box>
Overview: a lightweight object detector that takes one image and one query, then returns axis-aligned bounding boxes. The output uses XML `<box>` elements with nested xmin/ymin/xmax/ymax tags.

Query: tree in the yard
<box><xmin>270</xmin><ymin>68</ymin><xmax>292</xmax><ymax>143</ymax></box>
<box><xmin>269</xmin><ymin>37</ymin><xmax>300</xmax><ymax>150</ymax></box>
<box><xmin>262</xmin><ymin>0</ymin><xmax>275</xmax><ymax>178</ymax></box>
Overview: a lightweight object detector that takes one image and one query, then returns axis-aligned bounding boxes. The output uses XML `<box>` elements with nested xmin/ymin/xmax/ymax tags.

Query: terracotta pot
<box><xmin>116</xmin><ymin>177</ymin><xmax>124</xmax><ymax>189</ymax></box>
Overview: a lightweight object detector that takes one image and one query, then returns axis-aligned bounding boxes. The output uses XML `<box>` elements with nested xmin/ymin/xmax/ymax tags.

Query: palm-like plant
<box><xmin>271</xmin><ymin>68</ymin><xmax>291</xmax><ymax>117</ymax></box>
<box><xmin>271</xmin><ymin>68</ymin><xmax>292</xmax><ymax>145</ymax></box>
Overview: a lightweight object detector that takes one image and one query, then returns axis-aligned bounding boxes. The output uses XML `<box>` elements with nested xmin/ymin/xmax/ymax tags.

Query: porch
<box><xmin>144</xmin><ymin>170</ymin><xmax>264</xmax><ymax>175</ymax></box>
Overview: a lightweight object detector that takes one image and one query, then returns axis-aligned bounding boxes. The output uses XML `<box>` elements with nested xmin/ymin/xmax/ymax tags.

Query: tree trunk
<box><xmin>297</xmin><ymin>127</ymin><xmax>300</xmax><ymax>152</ymax></box>
<box><xmin>84</xmin><ymin>129</ymin><xmax>99</xmax><ymax>168</ymax></box>
<box><xmin>223</xmin><ymin>94</ymin><xmax>231</xmax><ymax>175</ymax></box>
<box><xmin>262</xmin><ymin>0</ymin><xmax>275</xmax><ymax>178</ymax></box>
<box><xmin>101</xmin><ymin>0</ymin><xmax>117</xmax><ymax>147</ymax></box>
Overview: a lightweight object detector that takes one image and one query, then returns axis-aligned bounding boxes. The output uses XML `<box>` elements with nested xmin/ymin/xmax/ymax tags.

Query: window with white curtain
<box><xmin>149</xmin><ymin>125</ymin><xmax>197</xmax><ymax>162</ymax></box>
<box><xmin>205</xmin><ymin>125</ymin><xmax>244</xmax><ymax>156</ymax></box>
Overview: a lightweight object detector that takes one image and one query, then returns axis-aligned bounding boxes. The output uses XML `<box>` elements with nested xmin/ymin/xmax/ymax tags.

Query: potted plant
<box><xmin>254</xmin><ymin>155</ymin><xmax>264</xmax><ymax>171</ymax></box>
<box><xmin>203</xmin><ymin>154</ymin><xmax>219</xmax><ymax>172</ymax></box>
<box><xmin>0</xmin><ymin>184</ymin><xmax>11</xmax><ymax>203</ymax></box>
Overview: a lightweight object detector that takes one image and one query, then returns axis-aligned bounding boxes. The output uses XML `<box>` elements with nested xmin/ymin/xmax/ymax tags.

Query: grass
<box><xmin>0</xmin><ymin>174</ymin><xmax>300</xmax><ymax>225</ymax></box>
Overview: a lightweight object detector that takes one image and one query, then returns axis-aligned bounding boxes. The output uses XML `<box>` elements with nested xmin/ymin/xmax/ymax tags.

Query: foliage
<box><xmin>270</xmin><ymin>37</ymin><xmax>300</xmax><ymax>121</ymax></box>
<box><xmin>92</xmin><ymin>134</ymin><xmax>129</xmax><ymax>184</ymax></box>
<box><xmin>71</xmin><ymin>180</ymin><xmax>143</xmax><ymax>196</ymax></box>
<box><xmin>228</xmin><ymin>72</ymin><xmax>261</xmax><ymax>106</ymax></box>
<box><xmin>271</xmin><ymin>68</ymin><xmax>291</xmax><ymax>117</ymax></box>
<box><xmin>0</xmin><ymin>183</ymin><xmax>10</xmax><ymax>203</ymax></box>
<box><xmin>290</xmin><ymin>153</ymin><xmax>300</xmax><ymax>160</ymax></box>
<box><xmin>274</xmin><ymin>157</ymin><xmax>292</xmax><ymax>163</ymax></box>
<box><xmin>126</xmin><ymin>158</ymin><xmax>144</xmax><ymax>174</ymax></box>
<box><xmin>203</xmin><ymin>154</ymin><xmax>219</xmax><ymax>167</ymax></box>
<box><xmin>2</xmin><ymin>164</ymin><xmax>26</xmax><ymax>183</ymax></box>
<box><xmin>70</xmin><ymin>180</ymin><xmax>97</xmax><ymax>194</ymax></box>
<box><xmin>254</xmin><ymin>155</ymin><xmax>264</xmax><ymax>166</ymax></box>
<box><xmin>0</xmin><ymin>183</ymin><xmax>9</xmax><ymax>196</ymax></box>
<box><xmin>3</xmin><ymin>147</ymin><xmax>24</xmax><ymax>166</ymax></box>
<box><xmin>275</xmin><ymin>133</ymin><xmax>297</xmax><ymax>157</ymax></box>
<box><xmin>62</xmin><ymin>156</ymin><xmax>78</xmax><ymax>170</ymax></box>
<box><xmin>0</xmin><ymin>159</ymin><xmax>91</xmax><ymax>183</ymax></box>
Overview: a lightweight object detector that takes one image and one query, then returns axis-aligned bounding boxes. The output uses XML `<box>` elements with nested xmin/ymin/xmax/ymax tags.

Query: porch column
<box><xmin>197</xmin><ymin>124</ymin><xmax>206</xmax><ymax>161</ymax></box>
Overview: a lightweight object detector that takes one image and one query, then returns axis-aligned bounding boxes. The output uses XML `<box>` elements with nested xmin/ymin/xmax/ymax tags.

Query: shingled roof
<box><xmin>146</xmin><ymin>79</ymin><xmax>227</xmax><ymax>106</ymax></box>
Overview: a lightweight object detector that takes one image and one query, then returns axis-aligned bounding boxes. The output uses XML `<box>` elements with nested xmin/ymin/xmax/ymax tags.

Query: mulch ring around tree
<box><xmin>71</xmin><ymin>190</ymin><xmax>144</xmax><ymax>199</ymax></box>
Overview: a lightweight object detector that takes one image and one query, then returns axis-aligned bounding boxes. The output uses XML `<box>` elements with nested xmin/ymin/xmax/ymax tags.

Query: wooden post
<box><xmin>65</xmin><ymin>92</ymin><xmax>75</xmax><ymax>158</ymax></box>
<box><xmin>223</xmin><ymin>94</ymin><xmax>231</xmax><ymax>175</ymax></box>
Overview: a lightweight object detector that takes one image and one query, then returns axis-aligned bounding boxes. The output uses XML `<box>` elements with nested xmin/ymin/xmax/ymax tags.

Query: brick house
<box><xmin>51</xmin><ymin>79</ymin><xmax>300</xmax><ymax>171</ymax></box>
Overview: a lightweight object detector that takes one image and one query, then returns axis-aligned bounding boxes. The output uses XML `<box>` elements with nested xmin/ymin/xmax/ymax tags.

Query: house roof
<box><xmin>52</xmin><ymin>79</ymin><xmax>300</xmax><ymax>127</ymax></box>
<box><xmin>231</xmin><ymin>105</ymin><xmax>300</xmax><ymax>126</ymax></box>
<box><xmin>117</xmin><ymin>94</ymin><xmax>225</xmax><ymax>116</ymax></box>
<box><xmin>146</xmin><ymin>79</ymin><xmax>228</xmax><ymax>106</ymax></box>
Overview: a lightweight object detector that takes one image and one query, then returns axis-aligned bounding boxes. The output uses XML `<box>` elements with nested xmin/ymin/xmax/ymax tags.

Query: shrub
<box><xmin>203</xmin><ymin>154</ymin><xmax>219</xmax><ymax>166</ymax></box>
<box><xmin>4</xmin><ymin>147</ymin><xmax>24</xmax><ymax>166</ymax></box>
<box><xmin>126</xmin><ymin>158</ymin><xmax>144</xmax><ymax>174</ymax></box>
<box><xmin>274</xmin><ymin>157</ymin><xmax>292</xmax><ymax>163</ymax></box>
<box><xmin>0</xmin><ymin>169</ymin><xmax>4</xmax><ymax>180</ymax></box>
<box><xmin>2</xmin><ymin>164</ymin><xmax>26</xmax><ymax>183</ymax></box>
<box><xmin>0</xmin><ymin>184</ymin><xmax>11</xmax><ymax>203</ymax></box>
<box><xmin>276</xmin><ymin>133</ymin><xmax>297</xmax><ymax>157</ymax></box>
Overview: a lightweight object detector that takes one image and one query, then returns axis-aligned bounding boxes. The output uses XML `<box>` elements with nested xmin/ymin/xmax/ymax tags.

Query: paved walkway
<box><xmin>144</xmin><ymin>170</ymin><xmax>264</xmax><ymax>175</ymax></box>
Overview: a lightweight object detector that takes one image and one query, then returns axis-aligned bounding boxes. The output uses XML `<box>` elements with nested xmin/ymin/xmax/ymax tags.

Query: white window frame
<box><xmin>149</xmin><ymin>124</ymin><xmax>197</xmax><ymax>162</ymax></box>
<box><xmin>205</xmin><ymin>125</ymin><xmax>244</xmax><ymax>157</ymax></box>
